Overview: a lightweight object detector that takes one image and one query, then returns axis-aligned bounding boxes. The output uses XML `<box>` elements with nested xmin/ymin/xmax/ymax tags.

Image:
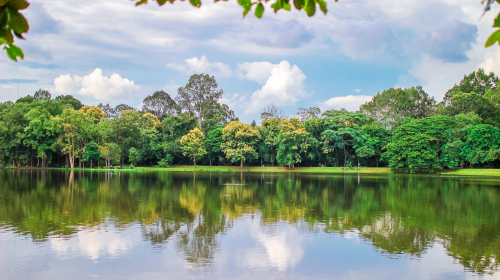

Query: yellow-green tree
<box><xmin>221</xmin><ymin>121</ymin><xmax>260</xmax><ymax>167</ymax></box>
<box><xmin>180</xmin><ymin>127</ymin><xmax>207</xmax><ymax>165</ymax></box>
<box><xmin>276</xmin><ymin>117</ymin><xmax>310</xmax><ymax>168</ymax></box>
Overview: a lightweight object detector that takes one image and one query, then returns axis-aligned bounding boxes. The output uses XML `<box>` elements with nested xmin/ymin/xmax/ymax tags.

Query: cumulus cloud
<box><xmin>417</xmin><ymin>21</ymin><xmax>477</xmax><ymax>63</ymax></box>
<box><xmin>320</xmin><ymin>95</ymin><xmax>373</xmax><ymax>112</ymax></box>
<box><xmin>236</xmin><ymin>61</ymin><xmax>276</xmax><ymax>85</ymax></box>
<box><xmin>244</xmin><ymin>61</ymin><xmax>308</xmax><ymax>115</ymax></box>
<box><xmin>166</xmin><ymin>56</ymin><xmax>233</xmax><ymax>78</ymax></box>
<box><xmin>53</xmin><ymin>68</ymin><xmax>140</xmax><ymax>100</ymax></box>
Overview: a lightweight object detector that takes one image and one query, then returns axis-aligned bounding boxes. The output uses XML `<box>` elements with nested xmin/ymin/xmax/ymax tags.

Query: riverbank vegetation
<box><xmin>2</xmin><ymin>70</ymin><xmax>500</xmax><ymax>173</ymax></box>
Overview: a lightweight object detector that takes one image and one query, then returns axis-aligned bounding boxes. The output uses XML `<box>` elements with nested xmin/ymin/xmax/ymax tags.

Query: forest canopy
<box><xmin>2</xmin><ymin>69</ymin><xmax>500</xmax><ymax>173</ymax></box>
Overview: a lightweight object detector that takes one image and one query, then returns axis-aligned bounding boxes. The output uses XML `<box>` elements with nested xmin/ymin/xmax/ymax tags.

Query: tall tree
<box><xmin>33</xmin><ymin>89</ymin><xmax>51</xmax><ymax>101</ymax></box>
<box><xmin>142</xmin><ymin>91</ymin><xmax>180</xmax><ymax>119</ymax></box>
<box><xmin>360</xmin><ymin>86</ymin><xmax>435</xmax><ymax>129</ymax></box>
<box><xmin>52</xmin><ymin>109</ymin><xmax>94</xmax><ymax>168</ymax></box>
<box><xmin>442</xmin><ymin>91</ymin><xmax>500</xmax><ymax>126</ymax></box>
<box><xmin>55</xmin><ymin>95</ymin><xmax>83</xmax><ymax>110</ymax></box>
<box><xmin>221</xmin><ymin>121</ymin><xmax>260</xmax><ymax>167</ymax></box>
<box><xmin>176</xmin><ymin>74</ymin><xmax>224</xmax><ymax>129</ymax></box>
<box><xmin>443</xmin><ymin>69</ymin><xmax>498</xmax><ymax>104</ymax></box>
<box><xmin>297</xmin><ymin>107</ymin><xmax>321</xmax><ymax>121</ymax></box>
<box><xmin>261</xmin><ymin>104</ymin><xmax>287</xmax><ymax>120</ymax></box>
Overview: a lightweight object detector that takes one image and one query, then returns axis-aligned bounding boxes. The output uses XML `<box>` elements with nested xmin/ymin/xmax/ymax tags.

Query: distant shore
<box><xmin>6</xmin><ymin>166</ymin><xmax>500</xmax><ymax>176</ymax></box>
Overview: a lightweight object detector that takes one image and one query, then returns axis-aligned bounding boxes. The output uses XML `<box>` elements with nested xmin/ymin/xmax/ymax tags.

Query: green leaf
<box><xmin>190</xmin><ymin>0</ymin><xmax>201</xmax><ymax>7</ymax></box>
<box><xmin>293</xmin><ymin>0</ymin><xmax>305</xmax><ymax>10</ymax></box>
<box><xmin>304</xmin><ymin>0</ymin><xmax>315</xmax><ymax>16</ymax></box>
<box><xmin>238</xmin><ymin>0</ymin><xmax>253</xmax><ymax>17</ymax></box>
<box><xmin>157</xmin><ymin>0</ymin><xmax>168</xmax><ymax>5</ymax></box>
<box><xmin>0</xmin><ymin>28</ymin><xmax>14</xmax><ymax>44</ymax></box>
<box><xmin>255</xmin><ymin>2</ymin><xmax>264</xmax><ymax>18</ymax></box>
<box><xmin>316</xmin><ymin>0</ymin><xmax>327</xmax><ymax>14</ymax></box>
<box><xmin>5</xmin><ymin>43</ymin><xmax>24</xmax><ymax>61</ymax></box>
<box><xmin>7</xmin><ymin>7</ymin><xmax>29</xmax><ymax>34</ymax></box>
<box><xmin>283</xmin><ymin>1</ymin><xmax>291</xmax><ymax>10</ymax></box>
<box><xmin>486</xmin><ymin>29</ymin><xmax>500</xmax><ymax>47</ymax></box>
<box><xmin>7</xmin><ymin>0</ymin><xmax>30</xmax><ymax>10</ymax></box>
<box><xmin>271</xmin><ymin>0</ymin><xmax>281</xmax><ymax>12</ymax></box>
<box><xmin>0</xmin><ymin>38</ymin><xmax>6</xmax><ymax>44</ymax></box>
<box><xmin>135</xmin><ymin>0</ymin><xmax>148</xmax><ymax>6</ymax></box>
<box><xmin>494</xmin><ymin>13</ymin><xmax>500</xmax><ymax>27</ymax></box>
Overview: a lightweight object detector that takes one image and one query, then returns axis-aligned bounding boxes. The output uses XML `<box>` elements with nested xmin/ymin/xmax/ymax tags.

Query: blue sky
<box><xmin>1</xmin><ymin>0</ymin><xmax>499</xmax><ymax>123</ymax></box>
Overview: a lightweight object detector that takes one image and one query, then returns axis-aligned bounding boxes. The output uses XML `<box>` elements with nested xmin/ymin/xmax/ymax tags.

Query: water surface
<box><xmin>1</xmin><ymin>169</ymin><xmax>500</xmax><ymax>279</ymax></box>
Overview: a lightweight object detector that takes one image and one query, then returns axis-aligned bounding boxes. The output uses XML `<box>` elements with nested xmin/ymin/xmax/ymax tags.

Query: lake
<box><xmin>1</xmin><ymin>169</ymin><xmax>500</xmax><ymax>279</ymax></box>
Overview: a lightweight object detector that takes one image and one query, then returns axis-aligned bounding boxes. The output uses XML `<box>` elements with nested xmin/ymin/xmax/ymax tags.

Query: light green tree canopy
<box><xmin>180</xmin><ymin>127</ymin><xmax>207</xmax><ymax>165</ymax></box>
<box><xmin>221</xmin><ymin>121</ymin><xmax>260</xmax><ymax>167</ymax></box>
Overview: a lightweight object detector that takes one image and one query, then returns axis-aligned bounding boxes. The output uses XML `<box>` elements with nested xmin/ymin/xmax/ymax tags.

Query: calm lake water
<box><xmin>1</xmin><ymin>170</ymin><xmax>500</xmax><ymax>280</ymax></box>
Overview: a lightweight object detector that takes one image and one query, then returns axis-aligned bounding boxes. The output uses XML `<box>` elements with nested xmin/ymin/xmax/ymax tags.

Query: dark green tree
<box><xmin>82</xmin><ymin>141</ymin><xmax>100</xmax><ymax>168</ymax></box>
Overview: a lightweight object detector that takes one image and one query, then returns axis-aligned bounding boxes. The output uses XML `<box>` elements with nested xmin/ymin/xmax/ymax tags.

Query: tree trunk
<box><xmin>194</xmin><ymin>156</ymin><xmax>196</xmax><ymax>166</ymax></box>
<box><xmin>240</xmin><ymin>159</ymin><xmax>243</xmax><ymax>168</ymax></box>
<box><xmin>344</xmin><ymin>145</ymin><xmax>347</xmax><ymax>168</ymax></box>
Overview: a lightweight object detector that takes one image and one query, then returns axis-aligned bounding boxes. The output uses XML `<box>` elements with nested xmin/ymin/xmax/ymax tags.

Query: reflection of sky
<box><xmin>1</xmin><ymin>216</ymin><xmax>500</xmax><ymax>280</ymax></box>
<box><xmin>51</xmin><ymin>222</ymin><xmax>133</xmax><ymax>260</ymax></box>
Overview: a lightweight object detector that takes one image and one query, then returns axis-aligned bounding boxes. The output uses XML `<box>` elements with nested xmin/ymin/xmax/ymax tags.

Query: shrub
<box><xmin>158</xmin><ymin>154</ymin><xmax>173</xmax><ymax>167</ymax></box>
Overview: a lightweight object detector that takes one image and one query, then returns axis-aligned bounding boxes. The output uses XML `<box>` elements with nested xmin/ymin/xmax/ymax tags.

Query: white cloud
<box><xmin>353</xmin><ymin>89</ymin><xmax>362</xmax><ymax>93</ymax></box>
<box><xmin>53</xmin><ymin>68</ymin><xmax>140</xmax><ymax>101</ymax></box>
<box><xmin>166</xmin><ymin>56</ymin><xmax>233</xmax><ymax>78</ymax></box>
<box><xmin>320</xmin><ymin>95</ymin><xmax>373</xmax><ymax>112</ymax></box>
<box><xmin>479</xmin><ymin>49</ymin><xmax>500</xmax><ymax>75</ymax></box>
<box><xmin>245</xmin><ymin>61</ymin><xmax>309</xmax><ymax>115</ymax></box>
<box><xmin>51</xmin><ymin>225</ymin><xmax>133</xmax><ymax>260</ymax></box>
<box><xmin>236</xmin><ymin>61</ymin><xmax>276</xmax><ymax>85</ymax></box>
<box><xmin>407</xmin><ymin>53</ymin><xmax>480</xmax><ymax>101</ymax></box>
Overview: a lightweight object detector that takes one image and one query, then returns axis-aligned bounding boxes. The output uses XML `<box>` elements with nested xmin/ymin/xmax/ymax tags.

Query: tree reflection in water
<box><xmin>1</xmin><ymin>169</ymin><xmax>500</xmax><ymax>274</ymax></box>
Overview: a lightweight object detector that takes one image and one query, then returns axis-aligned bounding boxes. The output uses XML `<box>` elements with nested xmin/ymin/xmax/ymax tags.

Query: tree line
<box><xmin>2</xmin><ymin>70</ymin><xmax>500</xmax><ymax>172</ymax></box>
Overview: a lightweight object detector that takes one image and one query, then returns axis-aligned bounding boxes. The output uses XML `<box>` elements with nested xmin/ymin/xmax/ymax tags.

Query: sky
<box><xmin>1</xmin><ymin>0</ymin><xmax>500</xmax><ymax>123</ymax></box>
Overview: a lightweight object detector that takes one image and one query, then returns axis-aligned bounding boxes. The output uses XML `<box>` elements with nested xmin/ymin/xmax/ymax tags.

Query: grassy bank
<box><xmin>10</xmin><ymin>166</ymin><xmax>500</xmax><ymax>176</ymax></box>
<box><xmin>438</xmin><ymin>169</ymin><xmax>500</xmax><ymax>176</ymax></box>
<box><xmin>133</xmin><ymin>166</ymin><xmax>392</xmax><ymax>173</ymax></box>
<box><xmin>8</xmin><ymin>165</ymin><xmax>392</xmax><ymax>174</ymax></box>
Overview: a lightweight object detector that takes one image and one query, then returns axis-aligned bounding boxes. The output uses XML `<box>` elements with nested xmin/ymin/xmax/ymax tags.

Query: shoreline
<box><xmin>4</xmin><ymin>166</ymin><xmax>500</xmax><ymax>176</ymax></box>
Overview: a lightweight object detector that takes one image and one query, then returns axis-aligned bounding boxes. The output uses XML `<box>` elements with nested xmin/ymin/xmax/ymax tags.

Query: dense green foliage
<box><xmin>3</xmin><ymin>70</ymin><xmax>500</xmax><ymax>173</ymax></box>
